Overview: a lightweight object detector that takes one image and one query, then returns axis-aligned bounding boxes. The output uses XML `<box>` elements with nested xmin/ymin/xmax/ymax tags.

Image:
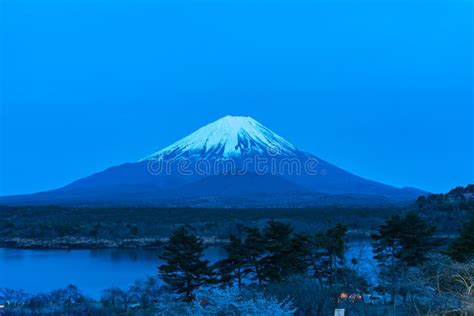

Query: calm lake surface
<box><xmin>0</xmin><ymin>242</ymin><xmax>375</xmax><ymax>298</ymax></box>
<box><xmin>0</xmin><ymin>246</ymin><xmax>226</xmax><ymax>297</ymax></box>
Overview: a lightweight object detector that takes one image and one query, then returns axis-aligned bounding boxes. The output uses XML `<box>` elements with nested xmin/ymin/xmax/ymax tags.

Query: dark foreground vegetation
<box><xmin>1</xmin><ymin>214</ymin><xmax>473</xmax><ymax>315</ymax></box>
<box><xmin>0</xmin><ymin>185</ymin><xmax>473</xmax><ymax>315</ymax></box>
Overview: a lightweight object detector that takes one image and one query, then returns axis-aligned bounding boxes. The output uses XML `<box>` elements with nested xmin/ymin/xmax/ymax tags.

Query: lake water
<box><xmin>0</xmin><ymin>247</ymin><xmax>226</xmax><ymax>298</ymax></box>
<box><xmin>0</xmin><ymin>242</ymin><xmax>376</xmax><ymax>298</ymax></box>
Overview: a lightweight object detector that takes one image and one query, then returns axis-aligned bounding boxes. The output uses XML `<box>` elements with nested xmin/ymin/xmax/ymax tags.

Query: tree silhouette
<box><xmin>158</xmin><ymin>227</ymin><xmax>213</xmax><ymax>301</ymax></box>
<box><xmin>447</xmin><ymin>218</ymin><xmax>474</xmax><ymax>262</ymax></box>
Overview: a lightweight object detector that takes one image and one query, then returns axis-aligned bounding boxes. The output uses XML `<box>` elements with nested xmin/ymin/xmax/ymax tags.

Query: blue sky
<box><xmin>1</xmin><ymin>0</ymin><xmax>472</xmax><ymax>195</ymax></box>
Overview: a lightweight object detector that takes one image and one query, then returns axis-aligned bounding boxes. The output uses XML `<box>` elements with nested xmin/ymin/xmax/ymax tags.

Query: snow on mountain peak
<box><xmin>142</xmin><ymin>115</ymin><xmax>299</xmax><ymax>160</ymax></box>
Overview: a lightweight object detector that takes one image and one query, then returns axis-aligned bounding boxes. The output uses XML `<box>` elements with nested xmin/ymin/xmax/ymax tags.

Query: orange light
<box><xmin>340</xmin><ymin>293</ymin><xmax>348</xmax><ymax>299</ymax></box>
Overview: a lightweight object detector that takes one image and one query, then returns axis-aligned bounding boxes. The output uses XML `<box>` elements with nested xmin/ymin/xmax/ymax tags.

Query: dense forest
<box><xmin>0</xmin><ymin>205</ymin><xmax>401</xmax><ymax>248</ymax></box>
<box><xmin>0</xmin><ymin>196</ymin><xmax>471</xmax><ymax>249</ymax></box>
<box><xmin>414</xmin><ymin>185</ymin><xmax>474</xmax><ymax>211</ymax></box>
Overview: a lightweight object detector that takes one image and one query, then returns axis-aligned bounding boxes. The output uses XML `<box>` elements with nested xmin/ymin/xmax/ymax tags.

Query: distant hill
<box><xmin>414</xmin><ymin>184</ymin><xmax>474</xmax><ymax>211</ymax></box>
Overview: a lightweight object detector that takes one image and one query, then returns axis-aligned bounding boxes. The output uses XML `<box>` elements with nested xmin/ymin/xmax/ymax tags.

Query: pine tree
<box><xmin>372</xmin><ymin>215</ymin><xmax>404</xmax><ymax>303</ymax></box>
<box><xmin>372</xmin><ymin>214</ymin><xmax>439</xmax><ymax>303</ymax></box>
<box><xmin>242</xmin><ymin>227</ymin><xmax>265</xmax><ymax>285</ymax></box>
<box><xmin>325</xmin><ymin>224</ymin><xmax>347</xmax><ymax>269</ymax></box>
<box><xmin>260</xmin><ymin>220</ymin><xmax>312</xmax><ymax>282</ymax></box>
<box><xmin>447</xmin><ymin>218</ymin><xmax>474</xmax><ymax>262</ymax></box>
<box><xmin>158</xmin><ymin>227</ymin><xmax>213</xmax><ymax>301</ymax></box>
<box><xmin>372</xmin><ymin>214</ymin><xmax>439</xmax><ymax>268</ymax></box>
<box><xmin>215</xmin><ymin>234</ymin><xmax>249</xmax><ymax>289</ymax></box>
<box><xmin>260</xmin><ymin>220</ymin><xmax>294</xmax><ymax>282</ymax></box>
<box><xmin>312</xmin><ymin>224</ymin><xmax>347</xmax><ymax>283</ymax></box>
<box><xmin>289</xmin><ymin>232</ymin><xmax>313</xmax><ymax>274</ymax></box>
<box><xmin>398</xmin><ymin>213</ymin><xmax>440</xmax><ymax>266</ymax></box>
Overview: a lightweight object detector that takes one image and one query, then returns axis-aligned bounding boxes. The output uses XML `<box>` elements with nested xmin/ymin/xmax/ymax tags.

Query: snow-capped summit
<box><xmin>142</xmin><ymin>116</ymin><xmax>299</xmax><ymax>160</ymax></box>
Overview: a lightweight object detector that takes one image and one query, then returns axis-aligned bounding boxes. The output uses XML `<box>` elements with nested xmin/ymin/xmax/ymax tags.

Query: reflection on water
<box><xmin>88</xmin><ymin>249</ymin><xmax>160</xmax><ymax>261</ymax></box>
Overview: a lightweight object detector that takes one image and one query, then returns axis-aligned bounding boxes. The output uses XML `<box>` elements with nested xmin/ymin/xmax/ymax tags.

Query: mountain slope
<box><xmin>0</xmin><ymin>116</ymin><xmax>426</xmax><ymax>206</ymax></box>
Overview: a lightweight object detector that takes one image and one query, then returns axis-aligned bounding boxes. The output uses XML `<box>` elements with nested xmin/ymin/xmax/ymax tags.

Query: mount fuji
<box><xmin>0</xmin><ymin>116</ymin><xmax>425</xmax><ymax>206</ymax></box>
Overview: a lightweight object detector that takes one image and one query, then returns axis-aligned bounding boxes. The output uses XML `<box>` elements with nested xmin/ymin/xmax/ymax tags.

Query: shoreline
<box><xmin>0</xmin><ymin>236</ymin><xmax>229</xmax><ymax>250</ymax></box>
<box><xmin>0</xmin><ymin>235</ymin><xmax>380</xmax><ymax>250</ymax></box>
<box><xmin>0</xmin><ymin>237</ymin><xmax>164</xmax><ymax>250</ymax></box>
